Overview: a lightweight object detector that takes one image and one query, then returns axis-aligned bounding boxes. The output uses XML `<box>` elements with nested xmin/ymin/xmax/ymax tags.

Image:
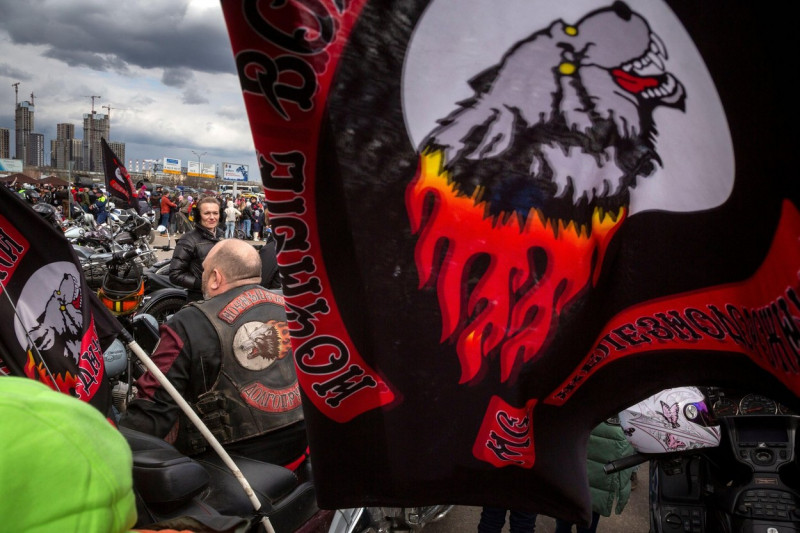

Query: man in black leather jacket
<box><xmin>121</xmin><ymin>239</ymin><xmax>307</xmax><ymax>468</ymax></box>
<box><xmin>170</xmin><ymin>195</ymin><xmax>224</xmax><ymax>301</ymax></box>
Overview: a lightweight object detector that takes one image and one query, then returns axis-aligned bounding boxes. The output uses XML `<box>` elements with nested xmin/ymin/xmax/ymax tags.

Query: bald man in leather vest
<box><xmin>121</xmin><ymin>239</ymin><xmax>306</xmax><ymax>468</ymax></box>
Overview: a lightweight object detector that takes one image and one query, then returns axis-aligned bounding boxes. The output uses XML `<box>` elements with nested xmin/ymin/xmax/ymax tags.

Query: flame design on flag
<box><xmin>25</xmin><ymin>350</ymin><xmax>80</xmax><ymax>393</ymax></box>
<box><xmin>406</xmin><ymin>150</ymin><xmax>625</xmax><ymax>383</ymax></box>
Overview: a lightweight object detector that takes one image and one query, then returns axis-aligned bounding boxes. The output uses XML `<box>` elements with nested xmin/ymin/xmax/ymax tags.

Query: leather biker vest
<box><xmin>186</xmin><ymin>285</ymin><xmax>303</xmax><ymax>452</ymax></box>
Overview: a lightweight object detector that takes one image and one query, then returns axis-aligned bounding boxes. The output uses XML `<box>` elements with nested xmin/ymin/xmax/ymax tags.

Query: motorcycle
<box><xmin>73</xmin><ymin>243</ymin><xmax>123</xmax><ymax>290</ymax></box>
<box><xmin>605</xmin><ymin>386</ymin><xmax>800</xmax><ymax>533</ymax></box>
<box><xmin>100</xmin><ymin>209</ymin><xmax>157</xmax><ymax>265</ymax></box>
<box><xmin>70</xmin><ymin>210</ymin><xmax>157</xmax><ymax>268</ymax></box>
<box><xmin>107</xmin><ymin>203</ymin><xmax>158</xmax><ymax>244</ymax></box>
<box><xmin>62</xmin><ymin>207</ymin><xmax>99</xmax><ymax>243</ymax></box>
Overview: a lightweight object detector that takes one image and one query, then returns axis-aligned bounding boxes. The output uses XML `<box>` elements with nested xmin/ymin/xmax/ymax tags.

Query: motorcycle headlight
<box><xmin>103</xmin><ymin>339</ymin><xmax>128</xmax><ymax>378</ymax></box>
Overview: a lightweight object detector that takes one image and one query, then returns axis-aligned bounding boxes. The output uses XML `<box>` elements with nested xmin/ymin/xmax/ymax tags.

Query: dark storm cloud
<box><xmin>47</xmin><ymin>49</ymin><xmax>131</xmax><ymax>72</ymax></box>
<box><xmin>162</xmin><ymin>67</ymin><xmax>194</xmax><ymax>89</ymax></box>
<box><xmin>0</xmin><ymin>0</ymin><xmax>235</xmax><ymax>75</ymax></box>
<box><xmin>160</xmin><ymin>68</ymin><xmax>210</xmax><ymax>104</ymax></box>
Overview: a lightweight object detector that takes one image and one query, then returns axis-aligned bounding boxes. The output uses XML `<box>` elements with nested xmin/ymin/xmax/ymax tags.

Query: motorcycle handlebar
<box><xmin>111</xmin><ymin>249</ymin><xmax>139</xmax><ymax>262</ymax></box>
<box><xmin>603</xmin><ymin>453</ymin><xmax>649</xmax><ymax>474</ymax></box>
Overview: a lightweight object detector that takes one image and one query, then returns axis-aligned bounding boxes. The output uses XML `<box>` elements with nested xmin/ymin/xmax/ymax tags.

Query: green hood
<box><xmin>0</xmin><ymin>377</ymin><xmax>136</xmax><ymax>532</ymax></box>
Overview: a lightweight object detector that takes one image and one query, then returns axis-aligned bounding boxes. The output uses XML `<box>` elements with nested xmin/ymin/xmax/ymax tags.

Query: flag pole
<box><xmin>119</xmin><ymin>330</ymin><xmax>276</xmax><ymax>533</ymax></box>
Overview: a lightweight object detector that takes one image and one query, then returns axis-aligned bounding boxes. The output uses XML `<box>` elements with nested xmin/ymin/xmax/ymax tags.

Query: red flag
<box><xmin>101</xmin><ymin>137</ymin><xmax>140</xmax><ymax>214</ymax></box>
<box><xmin>0</xmin><ymin>185</ymin><xmax>121</xmax><ymax>413</ymax></box>
<box><xmin>220</xmin><ymin>0</ymin><xmax>798</xmax><ymax>522</ymax></box>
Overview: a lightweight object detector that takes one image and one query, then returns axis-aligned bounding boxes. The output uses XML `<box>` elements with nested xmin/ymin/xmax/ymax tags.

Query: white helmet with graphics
<box><xmin>619</xmin><ymin>386</ymin><xmax>720</xmax><ymax>454</ymax></box>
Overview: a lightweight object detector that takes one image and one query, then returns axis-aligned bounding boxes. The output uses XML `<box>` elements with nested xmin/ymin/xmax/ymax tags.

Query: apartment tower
<box><xmin>0</xmin><ymin>128</ymin><xmax>9</xmax><ymax>159</ymax></box>
<box><xmin>82</xmin><ymin>112</ymin><xmax>109</xmax><ymax>171</ymax></box>
<box><xmin>15</xmin><ymin>100</ymin><xmax>34</xmax><ymax>163</ymax></box>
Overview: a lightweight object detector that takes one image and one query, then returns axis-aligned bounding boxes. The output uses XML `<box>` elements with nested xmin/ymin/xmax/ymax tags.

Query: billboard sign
<box><xmin>187</xmin><ymin>161</ymin><xmax>216</xmax><ymax>178</ymax></box>
<box><xmin>222</xmin><ymin>162</ymin><xmax>249</xmax><ymax>181</ymax></box>
<box><xmin>163</xmin><ymin>157</ymin><xmax>181</xmax><ymax>175</ymax></box>
<box><xmin>0</xmin><ymin>158</ymin><xmax>23</xmax><ymax>172</ymax></box>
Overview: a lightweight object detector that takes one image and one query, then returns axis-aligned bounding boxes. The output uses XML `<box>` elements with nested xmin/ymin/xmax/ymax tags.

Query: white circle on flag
<box><xmin>402</xmin><ymin>0</ymin><xmax>734</xmax><ymax>215</ymax></box>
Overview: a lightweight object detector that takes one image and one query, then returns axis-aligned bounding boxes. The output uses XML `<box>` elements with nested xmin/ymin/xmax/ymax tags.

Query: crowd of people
<box><xmin>4</xmin><ymin>179</ymin><xmax>272</xmax><ymax>243</ymax></box>
<box><xmin>135</xmin><ymin>182</ymin><xmax>271</xmax><ymax>242</ymax></box>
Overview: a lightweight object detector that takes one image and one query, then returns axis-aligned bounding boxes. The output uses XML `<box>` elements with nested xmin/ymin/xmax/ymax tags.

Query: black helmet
<box><xmin>33</xmin><ymin>203</ymin><xmax>59</xmax><ymax>228</ymax></box>
<box><xmin>98</xmin><ymin>262</ymin><xmax>144</xmax><ymax>316</ymax></box>
<box><xmin>24</xmin><ymin>189</ymin><xmax>40</xmax><ymax>203</ymax></box>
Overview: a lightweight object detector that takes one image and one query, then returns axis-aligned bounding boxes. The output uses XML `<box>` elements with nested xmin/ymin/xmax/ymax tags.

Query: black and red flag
<box><xmin>0</xmin><ymin>185</ymin><xmax>121</xmax><ymax>413</ymax></box>
<box><xmin>221</xmin><ymin>0</ymin><xmax>799</xmax><ymax>523</ymax></box>
<box><xmin>101</xmin><ymin>137</ymin><xmax>140</xmax><ymax>214</ymax></box>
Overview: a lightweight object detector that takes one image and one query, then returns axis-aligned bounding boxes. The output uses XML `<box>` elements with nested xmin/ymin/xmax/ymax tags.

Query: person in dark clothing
<box><xmin>120</xmin><ymin>239</ymin><xmax>306</xmax><ymax>468</ymax></box>
<box><xmin>241</xmin><ymin>200</ymin><xmax>254</xmax><ymax>239</ymax></box>
<box><xmin>478</xmin><ymin>508</ymin><xmax>538</xmax><ymax>533</ymax></box>
<box><xmin>259</xmin><ymin>233</ymin><xmax>282</xmax><ymax>290</ymax></box>
<box><xmin>55</xmin><ymin>186</ymin><xmax>69</xmax><ymax>214</ymax></box>
<box><xmin>150</xmin><ymin>186</ymin><xmax>163</xmax><ymax>210</ymax></box>
<box><xmin>169</xmin><ymin>195</ymin><xmax>224</xmax><ymax>302</ymax></box>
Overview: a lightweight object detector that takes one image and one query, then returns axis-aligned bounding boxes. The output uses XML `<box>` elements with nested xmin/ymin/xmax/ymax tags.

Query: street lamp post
<box><xmin>191</xmin><ymin>150</ymin><xmax>207</xmax><ymax>189</ymax></box>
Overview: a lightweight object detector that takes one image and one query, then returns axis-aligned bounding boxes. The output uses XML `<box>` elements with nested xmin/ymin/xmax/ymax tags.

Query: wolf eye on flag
<box><xmin>220</xmin><ymin>0</ymin><xmax>798</xmax><ymax>523</ymax></box>
<box><xmin>0</xmin><ymin>185</ymin><xmax>121</xmax><ymax>414</ymax></box>
<box><xmin>101</xmin><ymin>137</ymin><xmax>140</xmax><ymax>214</ymax></box>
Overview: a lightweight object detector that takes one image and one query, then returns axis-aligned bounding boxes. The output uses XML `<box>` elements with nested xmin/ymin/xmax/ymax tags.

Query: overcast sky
<box><xmin>0</xmin><ymin>0</ymin><xmax>259</xmax><ymax>179</ymax></box>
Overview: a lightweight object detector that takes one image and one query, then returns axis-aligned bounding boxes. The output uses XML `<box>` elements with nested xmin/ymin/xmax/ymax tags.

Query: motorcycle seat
<box><xmin>132</xmin><ymin>448</ymin><xmax>211</xmax><ymax>505</ymax></box>
<box><xmin>121</xmin><ymin>427</ymin><xmax>211</xmax><ymax>506</ymax></box>
<box><xmin>195</xmin><ymin>453</ymin><xmax>301</xmax><ymax>515</ymax></box>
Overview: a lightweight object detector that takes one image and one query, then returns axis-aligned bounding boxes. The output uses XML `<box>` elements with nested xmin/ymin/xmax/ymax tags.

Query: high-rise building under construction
<box><xmin>83</xmin><ymin>112</ymin><xmax>110</xmax><ymax>171</ymax></box>
<box><xmin>0</xmin><ymin>128</ymin><xmax>10</xmax><ymax>159</ymax></box>
<box><xmin>51</xmin><ymin>123</ymin><xmax>83</xmax><ymax>170</ymax></box>
<box><xmin>15</xmin><ymin>100</ymin><xmax>34</xmax><ymax>164</ymax></box>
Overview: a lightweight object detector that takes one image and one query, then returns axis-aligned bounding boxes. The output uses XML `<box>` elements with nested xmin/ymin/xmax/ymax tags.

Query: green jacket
<box><xmin>586</xmin><ymin>421</ymin><xmax>636</xmax><ymax>516</ymax></box>
<box><xmin>0</xmin><ymin>377</ymin><xmax>137</xmax><ymax>532</ymax></box>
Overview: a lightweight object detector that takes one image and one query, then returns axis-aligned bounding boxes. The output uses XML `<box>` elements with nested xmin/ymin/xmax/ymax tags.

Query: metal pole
<box><xmin>191</xmin><ymin>150</ymin><xmax>207</xmax><ymax>190</ymax></box>
<box><xmin>68</xmin><ymin>161</ymin><xmax>73</xmax><ymax>220</ymax></box>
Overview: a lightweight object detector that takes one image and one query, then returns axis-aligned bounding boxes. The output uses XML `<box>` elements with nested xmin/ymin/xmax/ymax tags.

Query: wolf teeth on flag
<box><xmin>220</xmin><ymin>0</ymin><xmax>798</xmax><ymax>523</ymax></box>
<box><xmin>0</xmin><ymin>185</ymin><xmax>121</xmax><ymax>414</ymax></box>
<box><xmin>101</xmin><ymin>137</ymin><xmax>140</xmax><ymax>214</ymax></box>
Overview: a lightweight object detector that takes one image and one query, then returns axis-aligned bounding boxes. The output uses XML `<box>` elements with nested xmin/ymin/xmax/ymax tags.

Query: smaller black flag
<box><xmin>101</xmin><ymin>138</ymin><xmax>139</xmax><ymax>214</ymax></box>
<box><xmin>0</xmin><ymin>186</ymin><xmax>121</xmax><ymax>414</ymax></box>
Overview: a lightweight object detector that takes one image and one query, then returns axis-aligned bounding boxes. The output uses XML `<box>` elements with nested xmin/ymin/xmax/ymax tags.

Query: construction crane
<box><xmin>12</xmin><ymin>82</ymin><xmax>19</xmax><ymax>105</ymax></box>
<box><xmin>102</xmin><ymin>104</ymin><xmax>126</xmax><ymax>123</ymax></box>
<box><xmin>83</xmin><ymin>95</ymin><xmax>102</xmax><ymax>114</ymax></box>
<box><xmin>30</xmin><ymin>92</ymin><xmax>35</xmax><ymax>106</ymax></box>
